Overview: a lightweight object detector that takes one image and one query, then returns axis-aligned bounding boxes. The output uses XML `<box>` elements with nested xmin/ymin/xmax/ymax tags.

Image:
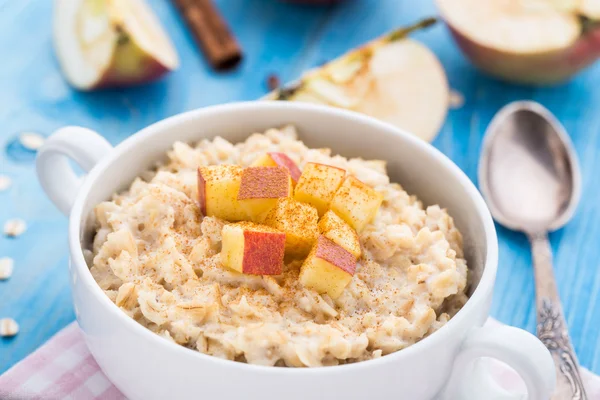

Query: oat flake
<box><xmin>0</xmin><ymin>257</ymin><xmax>13</xmax><ymax>280</ymax></box>
<box><xmin>19</xmin><ymin>132</ymin><xmax>45</xmax><ymax>151</ymax></box>
<box><xmin>449</xmin><ymin>89</ymin><xmax>465</xmax><ymax>109</ymax></box>
<box><xmin>4</xmin><ymin>219</ymin><xmax>27</xmax><ymax>237</ymax></box>
<box><xmin>0</xmin><ymin>318</ymin><xmax>19</xmax><ymax>337</ymax></box>
<box><xmin>0</xmin><ymin>175</ymin><xmax>11</xmax><ymax>191</ymax></box>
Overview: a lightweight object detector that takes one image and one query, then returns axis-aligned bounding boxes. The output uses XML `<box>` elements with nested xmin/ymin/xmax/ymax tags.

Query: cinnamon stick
<box><xmin>172</xmin><ymin>0</ymin><xmax>242</xmax><ymax>70</ymax></box>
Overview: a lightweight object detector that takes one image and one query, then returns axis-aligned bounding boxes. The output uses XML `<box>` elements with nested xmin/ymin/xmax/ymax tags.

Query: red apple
<box><xmin>269</xmin><ymin>19</ymin><xmax>449</xmax><ymax>142</ymax></box>
<box><xmin>54</xmin><ymin>0</ymin><xmax>179</xmax><ymax>90</ymax></box>
<box><xmin>198</xmin><ymin>165</ymin><xmax>246</xmax><ymax>221</ymax></box>
<box><xmin>263</xmin><ymin>198</ymin><xmax>319</xmax><ymax>258</ymax></box>
<box><xmin>437</xmin><ymin>0</ymin><xmax>600</xmax><ymax>85</ymax></box>
<box><xmin>237</xmin><ymin>166</ymin><xmax>293</xmax><ymax>222</ymax></box>
<box><xmin>221</xmin><ymin>222</ymin><xmax>286</xmax><ymax>275</ymax></box>
<box><xmin>319</xmin><ymin>210</ymin><xmax>361</xmax><ymax>258</ymax></box>
<box><xmin>251</xmin><ymin>152</ymin><xmax>302</xmax><ymax>184</ymax></box>
<box><xmin>294</xmin><ymin>162</ymin><xmax>346</xmax><ymax>216</ymax></box>
<box><xmin>299</xmin><ymin>235</ymin><xmax>357</xmax><ymax>298</ymax></box>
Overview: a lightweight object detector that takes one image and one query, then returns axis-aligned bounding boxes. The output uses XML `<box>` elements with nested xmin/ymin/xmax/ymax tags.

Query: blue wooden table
<box><xmin>1</xmin><ymin>0</ymin><xmax>600</xmax><ymax>376</ymax></box>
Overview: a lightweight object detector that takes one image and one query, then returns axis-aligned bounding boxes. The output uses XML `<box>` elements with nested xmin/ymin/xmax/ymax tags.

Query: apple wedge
<box><xmin>263</xmin><ymin>198</ymin><xmax>319</xmax><ymax>258</ymax></box>
<box><xmin>198</xmin><ymin>165</ymin><xmax>246</xmax><ymax>221</ymax></box>
<box><xmin>437</xmin><ymin>0</ymin><xmax>600</xmax><ymax>84</ymax></box>
<box><xmin>299</xmin><ymin>235</ymin><xmax>357</xmax><ymax>299</ymax></box>
<box><xmin>237</xmin><ymin>166</ymin><xmax>293</xmax><ymax>222</ymax></box>
<box><xmin>269</xmin><ymin>19</ymin><xmax>449</xmax><ymax>142</ymax></box>
<box><xmin>251</xmin><ymin>153</ymin><xmax>302</xmax><ymax>185</ymax></box>
<box><xmin>319</xmin><ymin>210</ymin><xmax>361</xmax><ymax>258</ymax></box>
<box><xmin>330</xmin><ymin>176</ymin><xmax>383</xmax><ymax>233</ymax></box>
<box><xmin>221</xmin><ymin>222</ymin><xmax>286</xmax><ymax>275</ymax></box>
<box><xmin>294</xmin><ymin>163</ymin><xmax>346</xmax><ymax>217</ymax></box>
<box><xmin>54</xmin><ymin>0</ymin><xmax>179</xmax><ymax>90</ymax></box>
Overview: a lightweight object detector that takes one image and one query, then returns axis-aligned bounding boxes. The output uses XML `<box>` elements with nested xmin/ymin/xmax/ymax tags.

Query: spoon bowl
<box><xmin>479</xmin><ymin>101</ymin><xmax>581</xmax><ymax>234</ymax></box>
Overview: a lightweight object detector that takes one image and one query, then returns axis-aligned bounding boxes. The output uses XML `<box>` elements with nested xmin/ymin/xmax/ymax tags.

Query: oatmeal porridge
<box><xmin>89</xmin><ymin>125</ymin><xmax>468</xmax><ymax>367</ymax></box>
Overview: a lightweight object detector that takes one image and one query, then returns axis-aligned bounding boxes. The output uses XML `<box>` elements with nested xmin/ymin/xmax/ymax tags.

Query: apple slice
<box><xmin>437</xmin><ymin>0</ymin><xmax>600</xmax><ymax>84</ymax></box>
<box><xmin>237</xmin><ymin>166</ymin><xmax>293</xmax><ymax>222</ymax></box>
<box><xmin>299</xmin><ymin>235</ymin><xmax>357</xmax><ymax>299</ymax></box>
<box><xmin>270</xmin><ymin>19</ymin><xmax>449</xmax><ymax>142</ymax></box>
<box><xmin>251</xmin><ymin>153</ymin><xmax>302</xmax><ymax>184</ymax></box>
<box><xmin>330</xmin><ymin>176</ymin><xmax>383</xmax><ymax>233</ymax></box>
<box><xmin>263</xmin><ymin>198</ymin><xmax>319</xmax><ymax>257</ymax></box>
<box><xmin>54</xmin><ymin>0</ymin><xmax>179</xmax><ymax>90</ymax></box>
<box><xmin>294</xmin><ymin>163</ymin><xmax>346</xmax><ymax>216</ymax></box>
<box><xmin>319</xmin><ymin>210</ymin><xmax>361</xmax><ymax>258</ymax></box>
<box><xmin>198</xmin><ymin>165</ymin><xmax>246</xmax><ymax>221</ymax></box>
<box><xmin>221</xmin><ymin>222</ymin><xmax>286</xmax><ymax>275</ymax></box>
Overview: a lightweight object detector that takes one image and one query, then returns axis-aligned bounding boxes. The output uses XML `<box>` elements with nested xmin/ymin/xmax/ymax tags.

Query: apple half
<box><xmin>54</xmin><ymin>0</ymin><xmax>179</xmax><ymax>90</ymax></box>
<box><xmin>437</xmin><ymin>0</ymin><xmax>600</xmax><ymax>85</ymax></box>
<box><xmin>270</xmin><ymin>18</ymin><xmax>450</xmax><ymax>142</ymax></box>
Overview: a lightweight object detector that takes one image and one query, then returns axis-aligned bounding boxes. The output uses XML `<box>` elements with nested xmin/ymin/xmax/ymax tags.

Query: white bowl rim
<box><xmin>68</xmin><ymin>101</ymin><xmax>498</xmax><ymax>374</ymax></box>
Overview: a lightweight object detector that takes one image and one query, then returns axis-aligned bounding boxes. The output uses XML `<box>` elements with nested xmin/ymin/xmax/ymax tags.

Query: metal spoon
<box><xmin>479</xmin><ymin>101</ymin><xmax>586</xmax><ymax>399</ymax></box>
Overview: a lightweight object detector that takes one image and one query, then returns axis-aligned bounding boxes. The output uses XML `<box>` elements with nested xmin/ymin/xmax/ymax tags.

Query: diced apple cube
<box><xmin>330</xmin><ymin>176</ymin><xmax>383</xmax><ymax>233</ymax></box>
<box><xmin>299</xmin><ymin>235</ymin><xmax>357</xmax><ymax>299</ymax></box>
<box><xmin>198</xmin><ymin>165</ymin><xmax>246</xmax><ymax>221</ymax></box>
<box><xmin>237</xmin><ymin>166</ymin><xmax>292</xmax><ymax>222</ymax></box>
<box><xmin>221</xmin><ymin>222</ymin><xmax>286</xmax><ymax>275</ymax></box>
<box><xmin>251</xmin><ymin>152</ymin><xmax>302</xmax><ymax>184</ymax></box>
<box><xmin>319</xmin><ymin>210</ymin><xmax>362</xmax><ymax>258</ymax></box>
<box><xmin>294</xmin><ymin>162</ymin><xmax>346</xmax><ymax>216</ymax></box>
<box><xmin>263</xmin><ymin>198</ymin><xmax>319</xmax><ymax>257</ymax></box>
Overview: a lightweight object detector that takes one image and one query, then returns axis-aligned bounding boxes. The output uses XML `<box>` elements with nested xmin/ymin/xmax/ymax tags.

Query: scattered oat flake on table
<box><xmin>19</xmin><ymin>132</ymin><xmax>45</xmax><ymax>151</ymax></box>
<box><xmin>449</xmin><ymin>89</ymin><xmax>465</xmax><ymax>109</ymax></box>
<box><xmin>0</xmin><ymin>175</ymin><xmax>11</xmax><ymax>191</ymax></box>
<box><xmin>0</xmin><ymin>258</ymin><xmax>13</xmax><ymax>280</ymax></box>
<box><xmin>4</xmin><ymin>219</ymin><xmax>27</xmax><ymax>238</ymax></box>
<box><xmin>0</xmin><ymin>318</ymin><xmax>19</xmax><ymax>337</ymax></box>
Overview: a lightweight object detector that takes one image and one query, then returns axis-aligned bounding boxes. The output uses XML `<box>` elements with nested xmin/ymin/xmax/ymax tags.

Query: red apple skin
<box><xmin>569</xmin><ymin>28</ymin><xmax>600</xmax><ymax>72</ymax></box>
<box><xmin>315</xmin><ymin>236</ymin><xmax>356</xmax><ymax>275</ymax></box>
<box><xmin>238</xmin><ymin>166</ymin><xmax>291</xmax><ymax>200</ymax></box>
<box><xmin>197</xmin><ymin>168</ymin><xmax>207</xmax><ymax>216</ymax></box>
<box><xmin>268</xmin><ymin>153</ymin><xmax>302</xmax><ymax>183</ymax></box>
<box><xmin>447</xmin><ymin>24</ymin><xmax>600</xmax><ymax>85</ymax></box>
<box><xmin>94</xmin><ymin>55</ymin><xmax>171</xmax><ymax>90</ymax></box>
<box><xmin>281</xmin><ymin>0</ymin><xmax>343</xmax><ymax>3</ymax></box>
<box><xmin>242</xmin><ymin>230</ymin><xmax>286</xmax><ymax>275</ymax></box>
<box><xmin>309</xmin><ymin>162</ymin><xmax>344</xmax><ymax>172</ymax></box>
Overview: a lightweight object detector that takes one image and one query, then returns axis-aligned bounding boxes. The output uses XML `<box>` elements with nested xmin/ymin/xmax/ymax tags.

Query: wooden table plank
<box><xmin>1</xmin><ymin>0</ymin><xmax>599</xmax><ymax>377</ymax></box>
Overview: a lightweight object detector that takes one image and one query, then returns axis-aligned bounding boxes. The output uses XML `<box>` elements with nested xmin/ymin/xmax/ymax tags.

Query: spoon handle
<box><xmin>529</xmin><ymin>232</ymin><xmax>587</xmax><ymax>400</ymax></box>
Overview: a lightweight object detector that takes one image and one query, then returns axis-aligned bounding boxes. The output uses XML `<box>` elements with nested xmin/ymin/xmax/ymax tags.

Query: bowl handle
<box><xmin>440</xmin><ymin>325</ymin><xmax>556</xmax><ymax>400</ymax></box>
<box><xmin>36</xmin><ymin>126</ymin><xmax>113</xmax><ymax>216</ymax></box>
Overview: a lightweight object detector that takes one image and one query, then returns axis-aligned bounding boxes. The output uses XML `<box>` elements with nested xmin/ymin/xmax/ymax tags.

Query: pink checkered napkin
<box><xmin>0</xmin><ymin>323</ymin><xmax>125</xmax><ymax>400</ymax></box>
<box><xmin>1</xmin><ymin>319</ymin><xmax>599</xmax><ymax>400</ymax></box>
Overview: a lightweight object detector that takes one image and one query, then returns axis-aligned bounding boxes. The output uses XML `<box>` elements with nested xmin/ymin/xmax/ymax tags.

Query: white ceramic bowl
<box><xmin>37</xmin><ymin>102</ymin><xmax>555</xmax><ymax>400</ymax></box>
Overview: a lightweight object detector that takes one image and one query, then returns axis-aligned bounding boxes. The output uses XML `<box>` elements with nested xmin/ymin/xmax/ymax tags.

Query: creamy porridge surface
<box><xmin>89</xmin><ymin>126</ymin><xmax>468</xmax><ymax>367</ymax></box>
